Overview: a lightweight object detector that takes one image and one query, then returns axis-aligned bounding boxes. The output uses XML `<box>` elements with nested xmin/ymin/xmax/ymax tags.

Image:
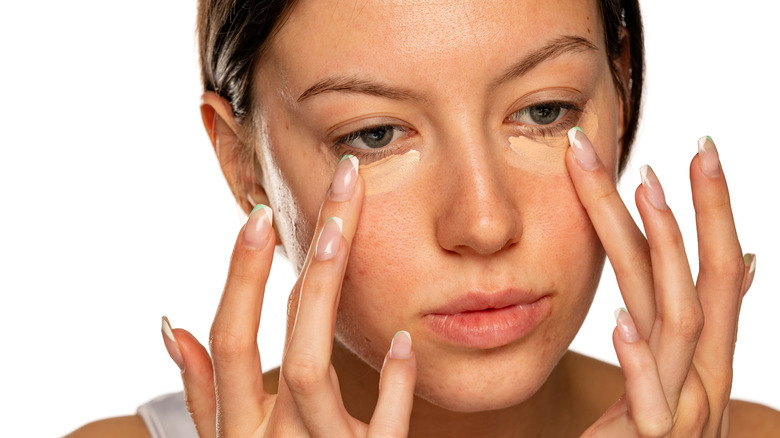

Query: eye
<box><xmin>511</xmin><ymin>103</ymin><xmax>571</xmax><ymax>126</ymax></box>
<box><xmin>338</xmin><ymin>125</ymin><xmax>409</xmax><ymax>150</ymax></box>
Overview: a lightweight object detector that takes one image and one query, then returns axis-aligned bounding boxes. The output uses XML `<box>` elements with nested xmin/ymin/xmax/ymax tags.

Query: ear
<box><xmin>200</xmin><ymin>92</ymin><xmax>269</xmax><ymax>215</ymax></box>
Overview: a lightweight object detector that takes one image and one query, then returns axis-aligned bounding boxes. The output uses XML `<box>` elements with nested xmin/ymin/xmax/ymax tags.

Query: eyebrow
<box><xmin>492</xmin><ymin>36</ymin><xmax>598</xmax><ymax>87</ymax></box>
<box><xmin>296</xmin><ymin>35</ymin><xmax>598</xmax><ymax>103</ymax></box>
<box><xmin>297</xmin><ymin>77</ymin><xmax>423</xmax><ymax>103</ymax></box>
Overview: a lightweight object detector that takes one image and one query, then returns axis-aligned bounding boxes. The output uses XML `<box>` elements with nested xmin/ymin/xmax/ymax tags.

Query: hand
<box><xmin>161</xmin><ymin>155</ymin><xmax>417</xmax><ymax>437</ymax></box>
<box><xmin>567</xmin><ymin>129</ymin><xmax>755</xmax><ymax>437</ymax></box>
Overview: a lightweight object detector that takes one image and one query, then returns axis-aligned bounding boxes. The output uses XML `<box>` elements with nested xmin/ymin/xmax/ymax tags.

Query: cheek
<box><xmin>334</xmin><ymin>190</ymin><xmax>427</xmax><ymax>366</ymax></box>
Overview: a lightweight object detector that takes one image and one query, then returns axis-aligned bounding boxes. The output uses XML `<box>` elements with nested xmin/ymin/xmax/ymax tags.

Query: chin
<box><xmin>410</xmin><ymin>328</ymin><xmax>573</xmax><ymax>413</ymax></box>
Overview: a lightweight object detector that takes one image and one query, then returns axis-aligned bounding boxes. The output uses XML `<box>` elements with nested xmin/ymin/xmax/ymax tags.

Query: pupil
<box><xmin>361</xmin><ymin>127</ymin><xmax>393</xmax><ymax>148</ymax></box>
<box><xmin>530</xmin><ymin>105</ymin><xmax>561</xmax><ymax>124</ymax></box>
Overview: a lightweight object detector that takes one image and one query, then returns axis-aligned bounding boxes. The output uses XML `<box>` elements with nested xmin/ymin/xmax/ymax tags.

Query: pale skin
<box><xmin>68</xmin><ymin>0</ymin><xmax>780</xmax><ymax>437</ymax></box>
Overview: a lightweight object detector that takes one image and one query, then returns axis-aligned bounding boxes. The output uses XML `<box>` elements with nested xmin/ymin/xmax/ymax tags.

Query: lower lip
<box><xmin>423</xmin><ymin>296</ymin><xmax>551</xmax><ymax>349</ymax></box>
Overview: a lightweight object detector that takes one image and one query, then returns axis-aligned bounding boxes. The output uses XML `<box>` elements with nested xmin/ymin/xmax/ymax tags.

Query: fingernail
<box><xmin>697</xmin><ymin>136</ymin><xmax>722</xmax><ymax>178</ymax></box>
<box><xmin>744</xmin><ymin>253</ymin><xmax>756</xmax><ymax>291</ymax></box>
<box><xmin>243</xmin><ymin>204</ymin><xmax>273</xmax><ymax>250</ymax></box>
<box><xmin>329</xmin><ymin>155</ymin><xmax>359</xmax><ymax>201</ymax></box>
<box><xmin>568</xmin><ymin>127</ymin><xmax>600</xmax><ymax>171</ymax></box>
<box><xmin>389</xmin><ymin>330</ymin><xmax>412</xmax><ymax>359</ymax></box>
<box><xmin>640</xmin><ymin>165</ymin><xmax>668</xmax><ymax>210</ymax></box>
<box><xmin>315</xmin><ymin>217</ymin><xmax>343</xmax><ymax>261</ymax></box>
<box><xmin>162</xmin><ymin>316</ymin><xmax>185</xmax><ymax>371</ymax></box>
<box><xmin>614</xmin><ymin>308</ymin><xmax>640</xmax><ymax>343</ymax></box>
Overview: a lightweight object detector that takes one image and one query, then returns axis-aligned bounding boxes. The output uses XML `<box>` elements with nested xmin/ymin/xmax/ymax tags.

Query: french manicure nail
<box><xmin>744</xmin><ymin>253</ymin><xmax>756</xmax><ymax>291</ymax></box>
<box><xmin>162</xmin><ymin>316</ymin><xmax>185</xmax><ymax>371</ymax></box>
<box><xmin>614</xmin><ymin>308</ymin><xmax>640</xmax><ymax>343</ymax></box>
<box><xmin>315</xmin><ymin>217</ymin><xmax>343</xmax><ymax>261</ymax></box>
<box><xmin>243</xmin><ymin>204</ymin><xmax>273</xmax><ymax>250</ymax></box>
<box><xmin>640</xmin><ymin>165</ymin><xmax>668</xmax><ymax>210</ymax></box>
<box><xmin>329</xmin><ymin>155</ymin><xmax>359</xmax><ymax>201</ymax></box>
<box><xmin>568</xmin><ymin>127</ymin><xmax>600</xmax><ymax>171</ymax></box>
<box><xmin>389</xmin><ymin>330</ymin><xmax>412</xmax><ymax>359</ymax></box>
<box><xmin>697</xmin><ymin>136</ymin><xmax>722</xmax><ymax>178</ymax></box>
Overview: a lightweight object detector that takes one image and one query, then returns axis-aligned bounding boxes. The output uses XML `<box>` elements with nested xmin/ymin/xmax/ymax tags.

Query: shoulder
<box><xmin>64</xmin><ymin>370</ymin><xmax>281</xmax><ymax>438</ymax></box>
<box><xmin>562</xmin><ymin>352</ymin><xmax>780</xmax><ymax>436</ymax></box>
<box><xmin>64</xmin><ymin>415</ymin><xmax>151</xmax><ymax>438</ymax></box>
<box><xmin>729</xmin><ymin>400</ymin><xmax>780</xmax><ymax>437</ymax></box>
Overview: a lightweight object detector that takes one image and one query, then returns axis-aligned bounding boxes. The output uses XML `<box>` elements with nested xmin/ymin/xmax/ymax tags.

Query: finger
<box><xmin>162</xmin><ymin>318</ymin><xmax>216</xmax><ymax>438</ymax></box>
<box><xmin>635</xmin><ymin>165</ymin><xmax>702</xmax><ymax>410</ymax></box>
<box><xmin>566</xmin><ymin>128</ymin><xmax>656</xmax><ymax>337</ymax></box>
<box><xmin>208</xmin><ymin>205</ymin><xmax>275</xmax><ymax>432</ymax></box>
<box><xmin>691</xmin><ymin>137</ymin><xmax>745</xmax><ymax>373</ymax></box>
<box><xmin>368</xmin><ymin>331</ymin><xmax>417</xmax><ymax>438</ymax></box>
<box><xmin>613</xmin><ymin>309</ymin><xmax>673</xmax><ymax>437</ymax></box>
<box><xmin>282</xmin><ymin>155</ymin><xmax>363</xmax><ymax>435</ymax></box>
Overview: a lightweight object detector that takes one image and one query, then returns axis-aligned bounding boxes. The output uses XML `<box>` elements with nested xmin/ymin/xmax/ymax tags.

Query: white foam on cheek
<box><xmin>359</xmin><ymin>149</ymin><xmax>421</xmax><ymax>196</ymax></box>
<box><xmin>505</xmin><ymin>100</ymin><xmax>599</xmax><ymax>175</ymax></box>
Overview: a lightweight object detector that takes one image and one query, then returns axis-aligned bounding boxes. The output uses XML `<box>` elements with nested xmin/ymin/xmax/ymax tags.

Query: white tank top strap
<box><xmin>137</xmin><ymin>392</ymin><xmax>199</xmax><ymax>438</ymax></box>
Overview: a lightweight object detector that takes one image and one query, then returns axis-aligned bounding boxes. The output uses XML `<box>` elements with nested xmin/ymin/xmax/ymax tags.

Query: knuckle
<box><xmin>208</xmin><ymin>327</ymin><xmax>253</xmax><ymax>360</ymax></box>
<box><xmin>671</xmin><ymin>305</ymin><xmax>705</xmax><ymax>344</ymax></box>
<box><xmin>593</xmin><ymin>183</ymin><xmax>620</xmax><ymax>203</ymax></box>
<box><xmin>629</xmin><ymin>242</ymin><xmax>653</xmax><ymax>279</ymax></box>
<box><xmin>283</xmin><ymin>352</ymin><xmax>329</xmax><ymax>395</ymax></box>
<box><xmin>637</xmin><ymin>411</ymin><xmax>673</xmax><ymax>437</ymax></box>
<box><xmin>701</xmin><ymin>253</ymin><xmax>745</xmax><ymax>285</ymax></box>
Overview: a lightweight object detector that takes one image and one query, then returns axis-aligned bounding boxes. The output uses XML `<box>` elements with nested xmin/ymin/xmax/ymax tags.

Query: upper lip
<box><xmin>425</xmin><ymin>289</ymin><xmax>547</xmax><ymax>315</ymax></box>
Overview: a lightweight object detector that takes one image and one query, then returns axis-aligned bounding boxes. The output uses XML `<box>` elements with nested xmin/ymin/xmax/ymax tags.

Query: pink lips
<box><xmin>422</xmin><ymin>290</ymin><xmax>551</xmax><ymax>349</ymax></box>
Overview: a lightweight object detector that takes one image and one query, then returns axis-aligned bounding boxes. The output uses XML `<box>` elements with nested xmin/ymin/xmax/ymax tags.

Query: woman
<box><xmin>68</xmin><ymin>0</ymin><xmax>780</xmax><ymax>436</ymax></box>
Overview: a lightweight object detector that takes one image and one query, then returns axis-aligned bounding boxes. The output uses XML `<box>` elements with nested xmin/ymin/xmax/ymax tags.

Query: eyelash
<box><xmin>332</xmin><ymin>126</ymin><xmax>409</xmax><ymax>161</ymax></box>
<box><xmin>329</xmin><ymin>101</ymin><xmax>583</xmax><ymax>159</ymax></box>
<box><xmin>507</xmin><ymin>101</ymin><xmax>583</xmax><ymax>138</ymax></box>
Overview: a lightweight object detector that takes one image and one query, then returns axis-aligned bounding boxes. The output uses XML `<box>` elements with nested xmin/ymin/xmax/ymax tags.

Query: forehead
<box><xmin>266</xmin><ymin>0</ymin><xmax>604</xmax><ymax>94</ymax></box>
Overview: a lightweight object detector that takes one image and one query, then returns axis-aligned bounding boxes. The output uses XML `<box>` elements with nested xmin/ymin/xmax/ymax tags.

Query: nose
<box><xmin>434</xmin><ymin>132</ymin><xmax>521</xmax><ymax>257</ymax></box>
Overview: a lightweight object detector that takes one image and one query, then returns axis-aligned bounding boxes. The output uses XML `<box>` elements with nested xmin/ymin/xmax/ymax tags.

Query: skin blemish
<box><xmin>359</xmin><ymin>149</ymin><xmax>421</xmax><ymax>196</ymax></box>
<box><xmin>505</xmin><ymin>99</ymin><xmax>598</xmax><ymax>175</ymax></box>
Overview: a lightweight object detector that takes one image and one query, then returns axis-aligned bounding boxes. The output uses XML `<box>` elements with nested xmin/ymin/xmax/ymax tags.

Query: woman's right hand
<box><xmin>161</xmin><ymin>155</ymin><xmax>417</xmax><ymax>437</ymax></box>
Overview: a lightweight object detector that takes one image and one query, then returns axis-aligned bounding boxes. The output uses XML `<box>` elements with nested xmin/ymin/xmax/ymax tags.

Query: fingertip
<box><xmin>242</xmin><ymin>204</ymin><xmax>274</xmax><ymax>250</ymax></box>
<box><xmin>614</xmin><ymin>308</ymin><xmax>641</xmax><ymax>343</ymax></box>
<box><xmin>389</xmin><ymin>330</ymin><xmax>412</xmax><ymax>360</ymax></box>
<box><xmin>162</xmin><ymin>316</ymin><xmax>185</xmax><ymax>371</ymax></box>
<box><xmin>743</xmin><ymin>253</ymin><xmax>756</xmax><ymax>295</ymax></box>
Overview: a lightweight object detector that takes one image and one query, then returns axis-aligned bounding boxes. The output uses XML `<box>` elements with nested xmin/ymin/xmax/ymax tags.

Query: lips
<box><xmin>422</xmin><ymin>290</ymin><xmax>551</xmax><ymax>349</ymax></box>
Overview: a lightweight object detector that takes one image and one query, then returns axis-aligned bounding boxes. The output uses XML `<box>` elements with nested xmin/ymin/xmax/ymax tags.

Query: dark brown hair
<box><xmin>197</xmin><ymin>0</ymin><xmax>644</xmax><ymax>173</ymax></box>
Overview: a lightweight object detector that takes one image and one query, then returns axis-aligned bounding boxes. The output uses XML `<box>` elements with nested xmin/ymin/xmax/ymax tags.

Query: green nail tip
<box><xmin>250</xmin><ymin>204</ymin><xmax>267</xmax><ymax>216</ymax></box>
<box><xmin>573</xmin><ymin>126</ymin><xmax>584</xmax><ymax>133</ymax></box>
<box><xmin>706</xmin><ymin>135</ymin><xmax>714</xmax><ymax>144</ymax></box>
<box><xmin>339</xmin><ymin>154</ymin><xmax>354</xmax><ymax>163</ymax></box>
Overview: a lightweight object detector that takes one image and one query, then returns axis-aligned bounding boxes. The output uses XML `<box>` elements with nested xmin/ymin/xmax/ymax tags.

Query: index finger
<box><xmin>208</xmin><ymin>204</ymin><xmax>276</xmax><ymax>432</ymax></box>
<box><xmin>281</xmin><ymin>155</ymin><xmax>364</xmax><ymax>435</ymax></box>
<box><xmin>565</xmin><ymin>127</ymin><xmax>656</xmax><ymax>337</ymax></box>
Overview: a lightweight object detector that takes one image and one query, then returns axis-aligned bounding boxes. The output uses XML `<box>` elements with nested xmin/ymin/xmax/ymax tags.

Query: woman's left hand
<box><xmin>566</xmin><ymin>129</ymin><xmax>755</xmax><ymax>437</ymax></box>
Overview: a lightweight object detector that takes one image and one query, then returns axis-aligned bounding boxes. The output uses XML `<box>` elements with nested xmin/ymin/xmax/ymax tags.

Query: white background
<box><xmin>1</xmin><ymin>1</ymin><xmax>778</xmax><ymax>436</ymax></box>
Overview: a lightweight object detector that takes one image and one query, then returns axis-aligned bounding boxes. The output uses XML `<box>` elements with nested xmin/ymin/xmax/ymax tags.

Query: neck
<box><xmin>331</xmin><ymin>341</ymin><xmax>585</xmax><ymax>437</ymax></box>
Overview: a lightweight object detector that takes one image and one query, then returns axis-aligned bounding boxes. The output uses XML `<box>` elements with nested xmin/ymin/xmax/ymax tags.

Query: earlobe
<box><xmin>199</xmin><ymin>91</ymin><xmax>271</xmax><ymax>216</ymax></box>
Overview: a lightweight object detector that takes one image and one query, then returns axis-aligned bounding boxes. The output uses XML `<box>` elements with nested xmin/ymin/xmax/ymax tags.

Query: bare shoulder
<box><xmin>63</xmin><ymin>370</ymin><xmax>280</xmax><ymax>438</ymax></box>
<box><xmin>729</xmin><ymin>400</ymin><xmax>780</xmax><ymax>437</ymax></box>
<box><xmin>562</xmin><ymin>352</ymin><xmax>780</xmax><ymax>436</ymax></box>
<box><xmin>64</xmin><ymin>415</ymin><xmax>151</xmax><ymax>438</ymax></box>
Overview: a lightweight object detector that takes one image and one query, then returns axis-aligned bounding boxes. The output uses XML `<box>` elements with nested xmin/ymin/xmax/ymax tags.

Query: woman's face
<box><xmin>252</xmin><ymin>0</ymin><xmax>622</xmax><ymax>411</ymax></box>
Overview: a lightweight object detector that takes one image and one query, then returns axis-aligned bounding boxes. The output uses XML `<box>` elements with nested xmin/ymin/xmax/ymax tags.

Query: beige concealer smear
<box><xmin>359</xmin><ymin>149</ymin><xmax>421</xmax><ymax>196</ymax></box>
<box><xmin>505</xmin><ymin>100</ymin><xmax>599</xmax><ymax>175</ymax></box>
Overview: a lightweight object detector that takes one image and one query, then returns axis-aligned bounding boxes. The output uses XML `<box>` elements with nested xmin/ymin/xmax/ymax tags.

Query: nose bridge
<box><xmin>434</xmin><ymin>113</ymin><xmax>521</xmax><ymax>256</ymax></box>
